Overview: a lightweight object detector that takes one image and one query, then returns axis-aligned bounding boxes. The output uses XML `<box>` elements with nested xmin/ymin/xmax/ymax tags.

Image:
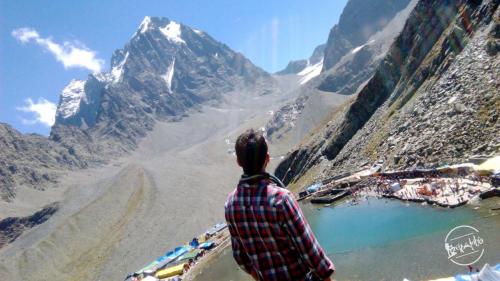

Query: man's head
<box><xmin>235</xmin><ymin>129</ymin><xmax>269</xmax><ymax>175</ymax></box>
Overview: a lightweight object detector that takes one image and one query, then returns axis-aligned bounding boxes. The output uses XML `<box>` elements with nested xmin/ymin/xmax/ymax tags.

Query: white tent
<box><xmin>390</xmin><ymin>182</ymin><xmax>401</xmax><ymax>192</ymax></box>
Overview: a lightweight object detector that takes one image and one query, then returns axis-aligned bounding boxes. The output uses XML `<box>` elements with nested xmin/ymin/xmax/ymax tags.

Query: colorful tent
<box><xmin>155</xmin><ymin>263</ymin><xmax>187</xmax><ymax>279</ymax></box>
<box><xmin>137</xmin><ymin>246</ymin><xmax>191</xmax><ymax>274</ymax></box>
<box><xmin>198</xmin><ymin>241</ymin><xmax>214</xmax><ymax>249</ymax></box>
<box><xmin>178</xmin><ymin>249</ymin><xmax>202</xmax><ymax>262</ymax></box>
<box><xmin>153</xmin><ymin>246</ymin><xmax>191</xmax><ymax>271</ymax></box>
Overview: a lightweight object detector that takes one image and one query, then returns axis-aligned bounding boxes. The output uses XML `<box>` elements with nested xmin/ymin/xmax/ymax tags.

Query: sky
<box><xmin>0</xmin><ymin>0</ymin><xmax>348</xmax><ymax>135</ymax></box>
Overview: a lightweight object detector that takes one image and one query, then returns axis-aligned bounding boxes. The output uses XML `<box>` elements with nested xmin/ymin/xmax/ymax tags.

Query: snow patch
<box><xmin>160</xmin><ymin>21</ymin><xmax>186</xmax><ymax>44</ymax></box>
<box><xmin>93</xmin><ymin>72</ymin><xmax>111</xmax><ymax>83</ymax></box>
<box><xmin>351</xmin><ymin>45</ymin><xmax>365</xmax><ymax>54</ymax></box>
<box><xmin>111</xmin><ymin>52</ymin><xmax>129</xmax><ymax>83</ymax></box>
<box><xmin>193</xmin><ymin>28</ymin><xmax>203</xmax><ymax>35</ymax></box>
<box><xmin>298</xmin><ymin>59</ymin><xmax>323</xmax><ymax>85</ymax></box>
<box><xmin>139</xmin><ymin>16</ymin><xmax>152</xmax><ymax>34</ymax></box>
<box><xmin>351</xmin><ymin>39</ymin><xmax>375</xmax><ymax>54</ymax></box>
<box><xmin>162</xmin><ymin>58</ymin><xmax>175</xmax><ymax>92</ymax></box>
<box><xmin>58</xmin><ymin>80</ymin><xmax>86</xmax><ymax>118</ymax></box>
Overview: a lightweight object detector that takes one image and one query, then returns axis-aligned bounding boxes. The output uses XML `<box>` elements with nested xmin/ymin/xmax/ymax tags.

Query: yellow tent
<box><xmin>155</xmin><ymin>263</ymin><xmax>187</xmax><ymax>279</ymax></box>
<box><xmin>198</xmin><ymin>234</ymin><xmax>206</xmax><ymax>243</ymax></box>
<box><xmin>475</xmin><ymin>156</ymin><xmax>500</xmax><ymax>175</ymax></box>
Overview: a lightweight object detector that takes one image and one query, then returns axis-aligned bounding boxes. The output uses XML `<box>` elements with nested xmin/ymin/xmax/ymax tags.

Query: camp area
<box><xmin>298</xmin><ymin>156</ymin><xmax>500</xmax><ymax>208</ymax></box>
<box><xmin>125</xmin><ymin>222</ymin><xmax>227</xmax><ymax>281</ymax></box>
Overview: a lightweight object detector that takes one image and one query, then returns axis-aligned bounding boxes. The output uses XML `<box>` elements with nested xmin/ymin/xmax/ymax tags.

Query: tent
<box><xmin>155</xmin><ymin>263</ymin><xmax>187</xmax><ymax>279</ymax></box>
<box><xmin>207</xmin><ymin>222</ymin><xmax>227</xmax><ymax>236</ymax></box>
<box><xmin>475</xmin><ymin>156</ymin><xmax>500</xmax><ymax>175</ymax></box>
<box><xmin>198</xmin><ymin>233</ymin><xmax>207</xmax><ymax>243</ymax></box>
<box><xmin>198</xmin><ymin>241</ymin><xmax>215</xmax><ymax>249</ymax></box>
<box><xmin>306</xmin><ymin>182</ymin><xmax>321</xmax><ymax>193</ymax></box>
<box><xmin>136</xmin><ymin>246</ymin><xmax>191</xmax><ymax>274</ymax></box>
<box><xmin>153</xmin><ymin>246</ymin><xmax>191</xmax><ymax>271</ymax></box>
<box><xmin>136</xmin><ymin>261</ymin><xmax>160</xmax><ymax>274</ymax></box>
<box><xmin>390</xmin><ymin>182</ymin><xmax>401</xmax><ymax>192</ymax></box>
<box><xmin>178</xmin><ymin>249</ymin><xmax>202</xmax><ymax>262</ymax></box>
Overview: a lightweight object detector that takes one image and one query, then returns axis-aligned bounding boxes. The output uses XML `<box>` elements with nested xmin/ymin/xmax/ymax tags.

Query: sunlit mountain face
<box><xmin>1</xmin><ymin>0</ymin><xmax>499</xmax><ymax>281</ymax></box>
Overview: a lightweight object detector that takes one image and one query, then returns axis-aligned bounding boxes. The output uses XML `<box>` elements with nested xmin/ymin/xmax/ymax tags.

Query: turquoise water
<box><xmin>301</xmin><ymin>199</ymin><xmax>476</xmax><ymax>255</ymax></box>
<box><xmin>194</xmin><ymin>198</ymin><xmax>500</xmax><ymax>281</ymax></box>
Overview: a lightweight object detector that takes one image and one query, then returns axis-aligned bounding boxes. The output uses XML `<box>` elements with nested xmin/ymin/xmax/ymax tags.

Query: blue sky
<box><xmin>0</xmin><ymin>0</ymin><xmax>348</xmax><ymax>135</ymax></box>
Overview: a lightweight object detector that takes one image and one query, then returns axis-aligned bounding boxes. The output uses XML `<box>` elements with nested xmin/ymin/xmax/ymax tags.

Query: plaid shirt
<box><xmin>225</xmin><ymin>177</ymin><xmax>334</xmax><ymax>281</ymax></box>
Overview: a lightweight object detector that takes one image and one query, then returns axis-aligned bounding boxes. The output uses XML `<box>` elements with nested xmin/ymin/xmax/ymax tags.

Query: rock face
<box><xmin>0</xmin><ymin>203</ymin><xmax>59</xmax><ymax>248</ymax></box>
<box><xmin>2</xmin><ymin>17</ymin><xmax>273</xmax><ymax>201</ymax></box>
<box><xmin>0</xmin><ymin>123</ymin><xmax>88</xmax><ymax>201</ymax></box>
<box><xmin>322</xmin><ymin>0</ymin><xmax>411</xmax><ymax>71</ymax></box>
<box><xmin>276</xmin><ymin>0</ymin><xmax>500</xmax><ymax>185</ymax></box>
<box><xmin>266</xmin><ymin>0</ymin><xmax>416</xmax><ymax>147</ymax></box>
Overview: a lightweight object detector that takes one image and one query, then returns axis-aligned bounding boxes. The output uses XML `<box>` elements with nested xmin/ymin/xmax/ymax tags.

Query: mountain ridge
<box><xmin>275</xmin><ymin>0</ymin><xmax>499</xmax><ymax>186</ymax></box>
<box><xmin>265</xmin><ymin>0</ymin><xmax>416</xmax><ymax>151</ymax></box>
<box><xmin>1</xmin><ymin>16</ymin><xmax>275</xmax><ymax>202</ymax></box>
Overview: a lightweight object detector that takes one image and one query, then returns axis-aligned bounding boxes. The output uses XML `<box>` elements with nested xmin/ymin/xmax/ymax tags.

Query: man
<box><xmin>225</xmin><ymin>129</ymin><xmax>335</xmax><ymax>281</ymax></box>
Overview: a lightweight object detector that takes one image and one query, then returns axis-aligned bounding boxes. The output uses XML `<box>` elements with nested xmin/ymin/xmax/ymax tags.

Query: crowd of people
<box><xmin>359</xmin><ymin>171</ymin><xmax>493</xmax><ymax>207</ymax></box>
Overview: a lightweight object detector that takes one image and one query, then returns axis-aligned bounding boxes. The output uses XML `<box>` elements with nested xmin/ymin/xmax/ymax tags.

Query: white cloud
<box><xmin>11</xmin><ymin>27</ymin><xmax>39</xmax><ymax>43</ymax></box>
<box><xmin>12</xmin><ymin>27</ymin><xmax>104</xmax><ymax>73</ymax></box>
<box><xmin>17</xmin><ymin>98</ymin><xmax>57</xmax><ymax>127</ymax></box>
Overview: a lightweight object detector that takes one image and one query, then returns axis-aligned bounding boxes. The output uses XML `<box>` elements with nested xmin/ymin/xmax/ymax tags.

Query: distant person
<box><xmin>224</xmin><ymin>129</ymin><xmax>335</xmax><ymax>281</ymax></box>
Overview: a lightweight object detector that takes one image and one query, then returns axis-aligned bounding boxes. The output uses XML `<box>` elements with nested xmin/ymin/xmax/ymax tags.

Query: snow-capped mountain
<box><xmin>52</xmin><ymin>16</ymin><xmax>271</xmax><ymax>149</ymax></box>
<box><xmin>57</xmin><ymin>80</ymin><xmax>86</xmax><ymax>119</ymax></box>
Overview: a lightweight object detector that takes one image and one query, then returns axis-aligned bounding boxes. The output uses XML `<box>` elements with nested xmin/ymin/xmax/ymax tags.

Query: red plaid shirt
<box><xmin>225</xmin><ymin>177</ymin><xmax>334</xmax><ymax>281</ymax></box>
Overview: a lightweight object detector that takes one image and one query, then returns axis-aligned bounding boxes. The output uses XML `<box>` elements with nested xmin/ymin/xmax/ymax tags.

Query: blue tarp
<box><xmin>144</xmin><ymin>246</ymin><xmax>192</xmax><ymax>272</ymax></box>
<box><xmin>306</xmin><ymin>182</ymin><xmax>321</xmax><ymax>193</ymax></box>
<box><xmin>198</xmin><ymin>241</ymin><xmax>214</xmax><ymax>249</ymax></box>
<box><xmin>190</xmin><ymin>238</ymin><xmax>199</xmax><ymax>247</ymax></box>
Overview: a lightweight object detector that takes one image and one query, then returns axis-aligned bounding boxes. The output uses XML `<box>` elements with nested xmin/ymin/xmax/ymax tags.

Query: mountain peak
<box><xmin>159</xmin><ymin>21</ymin><xmax>186</xmax><ymax>44</ymax></box>
<box><xmin>57</xmin><ymin>79</ymin><xmax>86</xmax><ymax>119</ymax></box>
<box><xmin>51</xmin><ymin>15</ymin><xmax>271</xmax><ymax>150</ymax></box>
<box><xmin>138</xmin><ymin>16</ymin><xmax>153</xmax><ymax>33</ymax></box>
<box><xmin>136</xmin><ymin>16</ymin><xmax>187</xmax><ymax>45</ymax></box>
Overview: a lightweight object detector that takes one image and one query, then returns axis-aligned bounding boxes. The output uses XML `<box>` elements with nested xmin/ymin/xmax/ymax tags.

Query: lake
<box><xmin>193</xmin><ymin>197</ymin><xmax>500</xmax><ymax>280</ymax></box>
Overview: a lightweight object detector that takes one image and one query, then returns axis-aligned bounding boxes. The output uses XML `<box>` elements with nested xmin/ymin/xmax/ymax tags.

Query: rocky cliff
<box><xmin>0</xmin><ymin>202</ymin><xmax>59</xmax><ymax>248</ymax></box>
<box><xmin>276</xmin><ymin>0</ymin><xmax>500</xmax><ymax>186</ymax></box>
<box><xmin>322</xmin><ymin>0</ymin><xmax>411</xmax><ymax>71</ymax></box>
<box><xmin>266</xmin><ymin>0</ymin><xmax>416</xmax><ymax>149</ymax></box>
<box><xmin>0</xmin><ymin>123</ymin><xmax>89</xmax><ymax>201</ymax></box>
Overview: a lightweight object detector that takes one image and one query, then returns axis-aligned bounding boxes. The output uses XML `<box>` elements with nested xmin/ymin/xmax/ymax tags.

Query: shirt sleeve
<box><xmin>281</xmin><ymin>191</ymin><xmax>335</xmax><ymax>279</ymax></box>
<box><xmin>227</xmin><ymin>221</ymin><xmax>254</xmax><ymax>274</ymax></box>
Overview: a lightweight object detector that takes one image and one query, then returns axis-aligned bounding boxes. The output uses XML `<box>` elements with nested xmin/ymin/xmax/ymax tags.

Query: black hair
<box><xmin>235</xmin><ymin>129</ymin><xmax>268</xmax><ymax>175</ymax></box>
